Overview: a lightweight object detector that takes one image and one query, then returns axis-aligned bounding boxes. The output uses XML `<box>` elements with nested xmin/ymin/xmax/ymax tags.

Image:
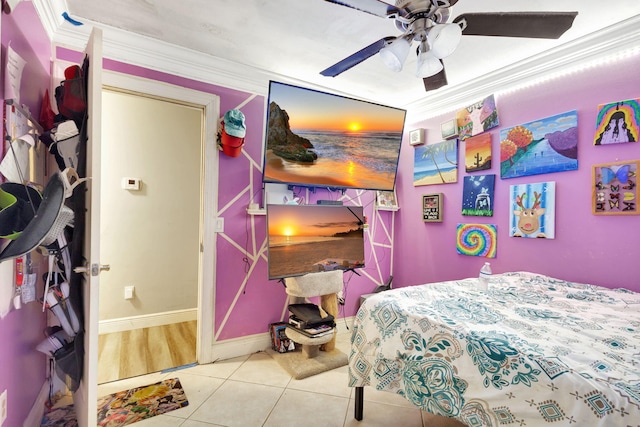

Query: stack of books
<box><xmin>287</xmin><ymin>303</ymin><xmax>335</xmax><ymax>338</ymax></box>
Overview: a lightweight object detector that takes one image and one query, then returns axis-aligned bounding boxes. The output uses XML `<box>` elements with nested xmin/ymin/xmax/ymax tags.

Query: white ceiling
<box><xmin>47</xmin><ymin>1</ymin><xmax>640</xmax><ymax>115</ymax></box>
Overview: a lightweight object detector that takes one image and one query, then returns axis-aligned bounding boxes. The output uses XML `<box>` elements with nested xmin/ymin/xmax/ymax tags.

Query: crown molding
<box><xmin>33</xmin><ymin>1</ymin><xmax>640</xmax><ymax>119</ymax></box>
<box><xmin>404</xmin><ymin>15</ymin><xmax>640</xmax><ymax>123</ymax></box>
<box><xmin>32</xmin><ymin>0</ymin><xmax>274</xmax><ymax>96</ymax></box>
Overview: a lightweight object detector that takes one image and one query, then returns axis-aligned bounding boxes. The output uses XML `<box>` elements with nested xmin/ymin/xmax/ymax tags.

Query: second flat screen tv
<box><xmin>267</xmin><ymin>204</ymin><xmax>365</xmax><ymax>280</ymax></box>
<box><xmin>263</xmin><ymin>81</ymin><xmax>406</xmax><ymax>192</ymax></box>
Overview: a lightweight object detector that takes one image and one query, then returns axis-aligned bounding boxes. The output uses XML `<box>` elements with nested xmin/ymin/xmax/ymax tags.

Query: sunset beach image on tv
<box><xmin>263</xmin><ymin>81</ymin><xmax>406</xmax><ymax>191</ymax></box>
<box><xmin>266</xmin><ymin>204</ymin><xmax>365</xmax><ymax>280</ymax></box>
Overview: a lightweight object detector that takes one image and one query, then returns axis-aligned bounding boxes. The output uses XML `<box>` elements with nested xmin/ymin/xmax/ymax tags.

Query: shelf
<box><xmin>247</xmin><ymin>207</ymin><xmax>266</xmax><ymax>215</ymax></box>
<box><xmin>375</xmin><ymin>206</ymin><xmax>399</xmax><ymax>211</ymax></box>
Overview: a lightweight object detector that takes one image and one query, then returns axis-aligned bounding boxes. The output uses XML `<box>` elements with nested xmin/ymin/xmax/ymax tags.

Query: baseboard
<box><xmin>208</xmin><ymin>316</ymin><xmax>355</xmax><ymax>362</ymax></box>
<box><xmin>24</xmin><ymin>381</ymin><xmax>49</xmax><ymax>427</ymax></box>
<box><xmin>98</xmin><ymin>308</ymin><xmax>197</xmax><ymax>334</ymax></box>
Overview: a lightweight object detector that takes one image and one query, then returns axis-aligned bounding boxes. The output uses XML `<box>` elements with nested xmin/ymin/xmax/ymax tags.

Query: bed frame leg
<box><xmin>355</xmin><ymin>386</ymin><xmax>364</xmax><ymax>421</ymax></box>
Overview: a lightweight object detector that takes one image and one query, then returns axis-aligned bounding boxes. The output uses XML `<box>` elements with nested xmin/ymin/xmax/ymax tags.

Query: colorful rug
<box><xmin>96</xmin><ymin>377</ymin><xmax>188</xmax><ymax>426</ymax></box>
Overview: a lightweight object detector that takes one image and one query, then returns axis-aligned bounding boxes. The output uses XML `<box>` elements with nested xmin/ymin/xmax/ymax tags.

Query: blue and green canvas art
<box><xmin>500</xmin><ymin>110</ymin><xmax>578</xmax><ymax>179</ymax></box>
<box><xmin>462</xmin><ymin>174</ymin><xmax>495</xmax><ymax>216</ymax></box>
<box><xmin>413</xmin><ymin>139</ymin><xmax>458</xmax><ymax>186</ymax></box>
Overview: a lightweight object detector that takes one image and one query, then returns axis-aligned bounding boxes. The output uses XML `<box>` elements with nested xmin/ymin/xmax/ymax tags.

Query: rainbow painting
<box><xmin>594</xmin><ymin>98</ymin><xmax>639</xmax><ymax>145</ymax></box>
<box><xmin>456</xmin><ymin>223</ymin><xmax>497</xmax><ymax>258</ymax></box>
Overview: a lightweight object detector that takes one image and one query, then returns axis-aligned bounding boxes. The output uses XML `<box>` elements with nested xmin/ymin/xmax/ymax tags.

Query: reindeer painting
<box><xmin>509</xmin><ymin>182</ymin><xmax>556</xmax><ymax>239</ymax></box>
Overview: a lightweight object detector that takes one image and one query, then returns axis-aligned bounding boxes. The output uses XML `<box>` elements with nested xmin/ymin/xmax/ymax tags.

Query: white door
<box><xmin>72</xmin><ymin>27</ymin><xmax>103</xmax><ymax>427</ymax></box>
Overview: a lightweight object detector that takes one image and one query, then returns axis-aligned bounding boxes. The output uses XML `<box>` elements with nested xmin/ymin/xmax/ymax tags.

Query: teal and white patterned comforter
<box><xmin>349</xmin><ymin>272</ymin><xmax>640</xmax><ymax>426</ymax></box>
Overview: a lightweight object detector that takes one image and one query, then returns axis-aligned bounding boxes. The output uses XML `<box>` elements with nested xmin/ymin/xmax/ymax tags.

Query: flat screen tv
<box><xmin>266</xmin><ymin>204</ymin><xmax>365</xmax><ymax>280</ymax></box>
<box><xmin>262</xmin><ymin>81</ymin><xmax>406</xmax><ymax>191</ymax></box>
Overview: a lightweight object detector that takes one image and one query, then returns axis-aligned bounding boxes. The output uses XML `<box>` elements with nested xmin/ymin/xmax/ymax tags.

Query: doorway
<box><xmin>96</xmin><ymin>83</ymin><xmax>213</xmax><ymax>383</ymax></box>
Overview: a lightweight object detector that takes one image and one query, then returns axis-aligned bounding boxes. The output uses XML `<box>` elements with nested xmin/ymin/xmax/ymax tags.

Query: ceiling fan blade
<box><xmin>454</xmin><ymin>12</ymin><xmax>578</xmax><ymax>39</ymax></box>
<box><xmin>321</xmin><ymin>36</ymin><xmax>394</xmax><ymax>77</ymax></box>
<box><xmin>323</xmin><ymin>0</ymin><xmax>407</xmax><ymax>19</ymax></box>
<box><xmin>423</xmin><ymin>64</ymin><xmax>447</xmax><ymax>92</ymax></box>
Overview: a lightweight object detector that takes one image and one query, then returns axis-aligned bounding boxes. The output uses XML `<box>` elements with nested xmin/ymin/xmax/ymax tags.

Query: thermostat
<box><xmin>121</xmin><ymin>177</ymin><xmax>141</xmax><ymax>191</ymax></box>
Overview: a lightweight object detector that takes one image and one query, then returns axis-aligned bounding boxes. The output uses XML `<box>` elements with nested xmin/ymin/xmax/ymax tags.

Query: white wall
<box><xmin>98</xmin><ymin>89</ymin><xmax>202</xmax><ymax>321</ymax></box>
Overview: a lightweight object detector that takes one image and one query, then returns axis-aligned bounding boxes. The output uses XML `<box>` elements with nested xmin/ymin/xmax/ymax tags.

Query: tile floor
<box><xmin>97</xmin><ymin>330</ymin><xmax>465</xmax><ymax>427</ymax></box>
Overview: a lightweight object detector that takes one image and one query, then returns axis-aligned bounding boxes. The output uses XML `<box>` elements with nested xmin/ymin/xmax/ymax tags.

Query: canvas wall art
<box><xmin>500</xmin><ymin>110</ymin><xmax>578</xmax><ymax>179</ymax></box>
<box><xmin>594</xmin><ymin>99</ymin><xmax>639</xmax><ymax>145</ymax></box>
<box><xmin>509</xmin><ymin>181</ymin><xmax>556</xmax><ymax>239</ymax></box>
<box><xmin>456</xmin><ymin>223</ymin><xmax>497</xmax><ymax>258</ymax></box>
<box><xmin>462</xmin><ymin>174</ymin><xmax>495</xmax><ymax>216</ymax></box>
<box><xmin>592</xmin><ymin>160</ymin><xmax>639</xmax><ymax>215</ymax></box>
<box><xmin>465</xmin><ymin>133</ymin><xmax>492</xmax><ymax>172</ymax></box>
<box><xmin>456</xmin><ymin>94</ymin><xmax>499</xmax><ymax>140</ymax></box>
<box><xmin>413</xmin><ymin>140</ymin><xmax>458</xmax><ymax>186</ymax></box>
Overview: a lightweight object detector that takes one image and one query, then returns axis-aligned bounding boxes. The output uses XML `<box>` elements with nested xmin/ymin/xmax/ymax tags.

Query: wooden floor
<box><xmin>97</xmin><ymin>320</ymin><xmax>197</xmax><ymax>384</ymax></box>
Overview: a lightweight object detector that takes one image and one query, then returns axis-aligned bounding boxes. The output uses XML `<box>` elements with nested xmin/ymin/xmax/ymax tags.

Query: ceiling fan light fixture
<box><xmin>379</xmin><ymin>37</ymin><xmax>411</xmax><ymax>72</ymax></box>
<box><xmin>427</xmin><ymin>23</ymin><xmax>462</xmax><ymax>59</ymax></box>
<box><xmin>416</xmin><ymin>41</ymin><xmax>443</xmax><ymax>78</ymax></box>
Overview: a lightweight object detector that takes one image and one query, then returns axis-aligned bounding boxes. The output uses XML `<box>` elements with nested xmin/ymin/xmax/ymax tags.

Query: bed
<box><xmin>349</xmin><ymin>272</ymin><xmax>640</xmax><ymax>426</ymax></box>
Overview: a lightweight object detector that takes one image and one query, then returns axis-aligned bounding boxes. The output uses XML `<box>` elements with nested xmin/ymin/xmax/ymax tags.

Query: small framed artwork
<box><xmin>592</xmin><ymin>160</ymin><xmax>639</xmax><ymax>215</ymax></box>
<box><xmin>441</xmin><ymin>118</ymin><xmax>458</xmax><ymax>140</ymax></box>
<box><xmin>376</xmin><ymin>190</ymin><xmax>399</xmax><ymax>211</ymax></box>
<box><xmin>409</xmin><ymin>128</ymin><xmax>425</xmax><ymax>146</ymax></box>
<box><xmin>423</xmin><ymin>193</ymin><xmax>443</xmax><ymax>222</ymax></box>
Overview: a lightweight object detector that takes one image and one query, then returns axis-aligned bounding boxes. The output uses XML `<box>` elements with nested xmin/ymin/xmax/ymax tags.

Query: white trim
<box><xmin>98</xmin><ymin>308</ymin><xmax>198</xmax><ymax>334</ymax></box>
<box><xmin>405</xmin><ymin>15</ymin><xmax>640</xmax><ymax>123</ymax></box>
<box><xmin>34</xmin><ymin>2</ymin><xmax>640</xmax><ymax>121</ymax></box>
<box><xmin>212</xmin><ymin>333</ymin><xmax>272</xmax><ymax>362</ymax></box>
<box><xmin>23</xmin><ymin>381</ymin><xmax>49</xmax><ymax>427</ymax></box>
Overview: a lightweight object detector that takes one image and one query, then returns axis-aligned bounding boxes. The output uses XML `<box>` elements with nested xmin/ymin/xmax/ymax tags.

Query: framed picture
<box><xmin>413</xmin><ymin>140</ymin><xmax>458</xmax><ymax>186</ymax></box>
<box><xmin>440</xmin><ymin>118</ymin><xmax>458</xmax><ymax>140</ymax></box>
<box><xmin>423</xmin><ymin>193</ymin><xmax>443</xmax><ymax>222</ymax></box>
<box><xmin>376</xmin><ymin>190</ymin><xmax>398</xmax><ymax>210</ymax></box>
<box><xmin>509</xmin><ymin>181</ymin><xmax>556</xmax><ymax>238</ymax></box>
<box><xmin>456</xmin><ymin>223</ymin><xmax>497</xmax><ymax>258</ymax></box>
<box><xmin>592</xmin><ymin>160</ymin><xmax>639</xmax><ymax>215</ymax></box>
<box><xmin>594</xmin><ymin>99</ymin><xmax>639</xmax><ymax>145</ymax></box>
<box><xmin>464</xmin><ymin>133</ymin><xmax>492</xmax><ymax>172</ymax></box>
<box><xmin>462</xmin><ymin>174</ymin><xmax>495</xmax><ymax>216</ymax></box>
<box><xmin>500</xmin><ymin>110</ymin><xmax>578</xmax><ymax>179</ymax></box>
<box><xmin>456</xmin><ymin>94</ymin><xmax>499</xmax><ymax>140</ymax></box>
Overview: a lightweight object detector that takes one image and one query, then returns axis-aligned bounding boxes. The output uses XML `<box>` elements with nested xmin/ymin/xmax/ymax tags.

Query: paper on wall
<box><xmin>0</xmin><ymin>258</ymin><xmax>15</xmax><ymax>318</ymax></box>
<box><xmin>4</xmin><ymin>43</ymin><xmax>26</xmax><ymax>104</ymax></box>
<box><xmin>0</xmin><ymin>134</ymin><xmax>35</xmax><ymax>183</ymax></box>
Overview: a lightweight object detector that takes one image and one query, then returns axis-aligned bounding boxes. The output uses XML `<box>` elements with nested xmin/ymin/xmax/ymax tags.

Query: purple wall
<box><xmin>55</xmin><ymin>48</ymin><xmax>393</xmax><ymax>341</ymax></box>
<box><xmin>55</xmin><ymin>16</ymin><xmax>639</xmax><ymax>349</ymax></box>
<box><xmin>394</xmin><ymin>52</ymin><xmax>640</xmax><ymax>291</ymax></box>
<box><xmin>0</xmin><ymin>2</ymin><xmax>51</xmax><ymax>426</ymax></box>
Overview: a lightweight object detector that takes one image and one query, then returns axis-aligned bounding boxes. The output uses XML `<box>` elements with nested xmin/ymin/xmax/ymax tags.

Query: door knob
<box><xmin>74</xmin><ymin>263</ymin><xmax>111</xmax><ymax>276</ymax></box>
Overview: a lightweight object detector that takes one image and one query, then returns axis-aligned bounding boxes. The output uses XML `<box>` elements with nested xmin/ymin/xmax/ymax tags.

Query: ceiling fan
<box><xmin>320</xmin><ymin>0</ymin><xmax>578</xmax><ymax>91</ymax></box>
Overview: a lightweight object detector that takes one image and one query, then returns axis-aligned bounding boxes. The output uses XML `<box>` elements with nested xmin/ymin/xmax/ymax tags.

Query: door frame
<box><xmin>101</xmin><ymin>70</ymin><xmax>219</xmax><ymax>364</ymax></box>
